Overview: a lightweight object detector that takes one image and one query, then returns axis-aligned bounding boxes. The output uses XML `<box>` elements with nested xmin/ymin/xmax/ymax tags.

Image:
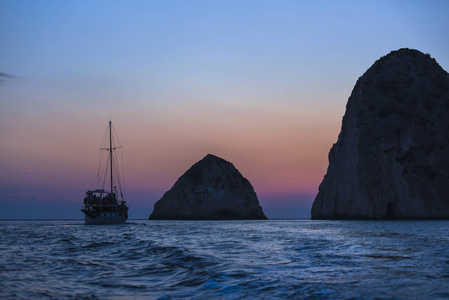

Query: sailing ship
<box><xmin>81</xmin><ymin>121</ymin><xmax>128</xmax><ymax>224</ymax></box>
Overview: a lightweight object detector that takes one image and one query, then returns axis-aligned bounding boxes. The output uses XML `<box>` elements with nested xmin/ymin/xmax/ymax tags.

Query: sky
<box><xmin>1</xmin><ymin>0</ymin><xmax>449</xmax><ymax>219</ymax></box>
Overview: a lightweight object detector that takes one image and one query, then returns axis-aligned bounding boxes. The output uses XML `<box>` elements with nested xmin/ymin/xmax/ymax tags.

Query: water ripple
<box><xmin>1</xmin><ymin>220</ymin><xmax>449</xmax><ymax>299</ymax></box>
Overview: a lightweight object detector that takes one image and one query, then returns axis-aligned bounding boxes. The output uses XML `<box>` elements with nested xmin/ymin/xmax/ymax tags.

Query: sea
<box><xmin>1</xmin><ymin>220</ymin><xmax>448</xmax><ymax>299</ymax></box>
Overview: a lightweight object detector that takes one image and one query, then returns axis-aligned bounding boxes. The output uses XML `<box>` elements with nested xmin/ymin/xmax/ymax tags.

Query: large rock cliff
<box><xmin>149</xmin><ymin>154</ymin><xmax>267</xmax><ymax>220</ymax></box>
<box><xmin>312</xmin><ymin>48</ymin><xmax>449</xmax><ymax>219</ymax></box>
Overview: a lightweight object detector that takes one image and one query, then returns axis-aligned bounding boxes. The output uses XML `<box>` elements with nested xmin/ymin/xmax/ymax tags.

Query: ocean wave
<box><xmin>1</xmin><ymin>220</ymin><xmax>449</xmax><ymax>299</ymax></box>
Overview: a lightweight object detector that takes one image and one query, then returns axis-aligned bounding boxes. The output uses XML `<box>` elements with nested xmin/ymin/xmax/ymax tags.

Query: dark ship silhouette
<box><xmin>81</xmin><ymin>121</ymin><xmax>128</xmax><ymax>224</ymax></box>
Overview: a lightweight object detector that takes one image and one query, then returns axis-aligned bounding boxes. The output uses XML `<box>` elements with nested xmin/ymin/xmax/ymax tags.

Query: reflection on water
<box><xmin>1</xmin><ymin>220</ymin><xmax>448</xmax><ymax>299</ymax></box>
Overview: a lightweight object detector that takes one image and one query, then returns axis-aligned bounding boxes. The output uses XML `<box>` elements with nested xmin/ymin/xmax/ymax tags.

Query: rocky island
<box><xmin>149</xmin><ymin>154</ymin><xmax>267</xmax><ymax>220</ymax></box>
<box><xmin>312</xmin><ymin>48</ymin><xmax>449</xmax><ymax>219</ymax></box>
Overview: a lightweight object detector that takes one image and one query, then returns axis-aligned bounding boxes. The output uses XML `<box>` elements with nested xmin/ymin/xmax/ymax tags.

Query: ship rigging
<box><xmin>81</xmin><ymin>121</ymin><xmax>128</xmax><ymax>224</ymax></box>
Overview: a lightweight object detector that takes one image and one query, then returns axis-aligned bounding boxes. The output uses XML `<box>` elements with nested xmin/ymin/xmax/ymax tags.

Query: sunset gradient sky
<box><xmin>1</xmin><ymin>1</ymin><xmax>449</xmax><ymax>219</ymax></box>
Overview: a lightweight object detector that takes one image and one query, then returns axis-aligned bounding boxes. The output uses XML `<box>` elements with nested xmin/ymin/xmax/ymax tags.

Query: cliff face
<box><xmin>149</xmin><ymin>154</ymin><xmax>267</xmax><ymax>220</ymax></box>
<box><xmin>312</xmin><ymin>48</ymin><xmax>449</xmax><ymax>219</ymax></box>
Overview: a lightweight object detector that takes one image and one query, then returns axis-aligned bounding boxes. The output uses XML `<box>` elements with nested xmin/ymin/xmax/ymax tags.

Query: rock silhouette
<box><xmin>149</xmin><ymin>154</ymin><xmax>267</xmax><ymax>220</ymax></box>
<box><xmin>312</xmin><ymin>48</ymin><xmax>449</xmax><ymax>219</ymax></box>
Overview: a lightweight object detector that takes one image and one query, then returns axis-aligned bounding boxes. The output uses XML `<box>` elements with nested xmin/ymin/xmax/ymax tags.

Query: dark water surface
<box><xmin>1</xmin><ymin>220</ymin><xmax>448</xmax><ymax>299</ymax></box>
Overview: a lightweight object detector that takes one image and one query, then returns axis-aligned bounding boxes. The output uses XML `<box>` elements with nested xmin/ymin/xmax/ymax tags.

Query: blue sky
<box><xmin>1</xmin><ymin>1</ymin><xmax>449</xmax><ymax>219</ymax></box>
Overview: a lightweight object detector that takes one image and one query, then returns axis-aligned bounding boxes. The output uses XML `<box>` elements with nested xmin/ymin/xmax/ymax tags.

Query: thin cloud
<box><xmin>0</xmin><ymin>72</ymin><xmax>16</xmax><ymax>83</ymax></box>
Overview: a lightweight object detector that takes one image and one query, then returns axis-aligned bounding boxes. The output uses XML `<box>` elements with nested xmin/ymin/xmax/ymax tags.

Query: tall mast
<box><xmin>109</xmin><ymin>120</ymin><xmax>113</xmax><ymax>194</ymax></box>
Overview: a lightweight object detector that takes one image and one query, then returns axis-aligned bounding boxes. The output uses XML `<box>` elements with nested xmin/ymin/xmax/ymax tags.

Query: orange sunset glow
<box><xmin>1</xmin><ymin>1</ymin><xmax>448</xmax><ymax>219</ymax></box>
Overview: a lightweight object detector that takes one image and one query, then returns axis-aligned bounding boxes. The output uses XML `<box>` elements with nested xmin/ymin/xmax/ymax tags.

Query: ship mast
<box><xmin>109</xmin><ymin>120</ymin><xmax>113</xmax><ymax>194</ymax></box>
